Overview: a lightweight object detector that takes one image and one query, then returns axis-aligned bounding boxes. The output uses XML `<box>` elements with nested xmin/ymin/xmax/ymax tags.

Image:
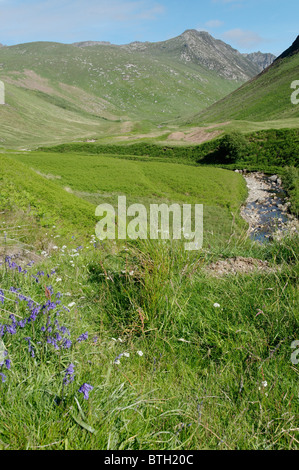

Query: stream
<box><xmin>239</xmin><ymin>171</ymin><xmax>298</xmax><ymax>243</ymax></box>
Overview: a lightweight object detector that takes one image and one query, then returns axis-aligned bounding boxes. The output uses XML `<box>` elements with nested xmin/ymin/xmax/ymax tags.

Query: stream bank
<box><xmin>238</xmin><ymin>171</ymin><xmax>298</xmax><ymax>243</ymax></box>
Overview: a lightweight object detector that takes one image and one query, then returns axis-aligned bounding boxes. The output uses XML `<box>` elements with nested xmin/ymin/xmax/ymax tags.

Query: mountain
<box><xmin>124</xmin><ymin>30</ymin><xmax>261</xmax><ymax>81</ymax></box>
<box><xmin>73</xmin><ymin>41</ymin><xmax>112</xmax><ymax>47</ymax></box>
<box><xmin>0</xmin><ymin>31</ymin><xmax>274</xmax><ymax>148</ymax></box>
<box><xmin>242</xmin><ymin>52</ymin><xmax>276</xmax><ymax>72</ymax></box>
<box><xmin>189</xmin><ymin>35</ymin><xmax>299</xmax><ymax>123</ymax></box>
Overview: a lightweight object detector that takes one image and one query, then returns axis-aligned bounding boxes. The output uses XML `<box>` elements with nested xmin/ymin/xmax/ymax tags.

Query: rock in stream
<box><xmin>239</xmin><ymin>171</ymin><xmax>298</xmax><ymax>243</ymax></box>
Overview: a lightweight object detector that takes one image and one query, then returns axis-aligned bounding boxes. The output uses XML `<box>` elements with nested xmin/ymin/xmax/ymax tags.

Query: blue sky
<box><xmin>0</xmin><ymin>0</ymin><xmax>298</xmax><ymax>55</ymax></box>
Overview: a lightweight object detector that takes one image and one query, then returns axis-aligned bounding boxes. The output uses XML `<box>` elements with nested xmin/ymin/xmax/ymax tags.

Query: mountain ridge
<box><xmin>188</xmin><ymin>35</ymin><xmax>299</xmax><ymax>123</ymax></box>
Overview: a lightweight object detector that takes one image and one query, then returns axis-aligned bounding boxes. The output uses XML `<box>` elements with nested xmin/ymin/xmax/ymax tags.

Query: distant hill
<box><xmin>242</xmin><ymin>52</ymin><xmax>276</xmax><ymax>72</ymax></box>
<box><xmin>73</xmin><ymin>41</ymin><xmax>112</xmax><ymax>47</ymax></box>
<box><xmin>0</xmin><ymin>31</ymin><xmax>275</xmax><ymax>148</ymax></box>
<box><xmin>70</xmin><ymin>30</ymin><xmax>273</xmax><ymax>80</ymax></box>
<box><xmin>189</xmin><ymin>36</ymin><xmax>299</xmax><ymax>123</ymax></box>
<box><xmin>0</xmin><ymin>31</ymin><xmax>263</xmax><ymax>148</ymax></box>
<box><xmin>123</xmin><ymin>30</ymin><xmax>263</xmax><ymax>81</ymax></box>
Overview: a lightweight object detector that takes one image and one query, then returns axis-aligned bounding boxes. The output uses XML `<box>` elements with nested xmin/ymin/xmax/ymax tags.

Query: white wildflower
<box><xmin>213</xmin><ymin>303</ymin><xmax>221</xmax><ymax>308</ymax></box>
<box><xmin>137</xmin><ymin>351</ymin><xmax>143</xmax><ymax>357</ymax></box>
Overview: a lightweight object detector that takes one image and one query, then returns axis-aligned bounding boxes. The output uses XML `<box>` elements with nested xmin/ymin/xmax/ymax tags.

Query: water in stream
<box><xmin>240</xmin><ymin>172</ymin><xmax>297</xmax><ymax>243</ymax></box>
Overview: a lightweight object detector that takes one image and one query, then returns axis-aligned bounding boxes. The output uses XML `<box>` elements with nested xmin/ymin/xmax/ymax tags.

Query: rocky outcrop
<box><xmin>243</xmin><ymin>52</ymin><xmax>276</xmax><ymax>72</ymax></box>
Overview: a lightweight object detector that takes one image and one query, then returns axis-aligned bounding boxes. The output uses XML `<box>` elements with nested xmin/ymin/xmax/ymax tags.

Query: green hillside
<box><xmin>189</xmin><ymin>39</ymin><xmax>299</xmax><ymax>124</ymax></box>
<box><xmin>0</xmin><ymin>34</ymin><xmax>256</xmax><ymax>148</ymax></box>
<box><xmin>7</xmin><ymin>149</ymin><xmax>247</xmax><ymax>244</ymax></box>
<box><xmin>0</xmin><ymin>153</ymin><xmax>96</xmax><ymax>234</ymax></box>
<box><xmin>0</xmin><ymin>147</ymin><xmax>298</xmax><ymax>450</ymax></box>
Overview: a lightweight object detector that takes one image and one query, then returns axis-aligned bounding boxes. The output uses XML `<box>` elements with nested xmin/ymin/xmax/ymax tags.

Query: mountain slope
<box><xmin>0</xmin><ymin>31</ymin><xmax>275</xmax><ymax>148</ymax></box>
<box><xmin>242</xmin><ymin>52</ymin><xmax>276</xmax><ymax>72</ymax></box>
<box><xmin>124</xmin><ymin>30</ymin><xmax>261</xmax><ymax>81</ymax></box>
<box><xmin>189</xmin><ymin>36</ymin><xmax>299</xmax><ymax>123</ymax></box>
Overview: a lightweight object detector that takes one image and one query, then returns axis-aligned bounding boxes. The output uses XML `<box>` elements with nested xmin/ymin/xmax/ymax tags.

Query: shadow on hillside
<box><xmin>197</xmin><ymin>149</ymin><xmax>223</xmax><ymax>165</ymax></box>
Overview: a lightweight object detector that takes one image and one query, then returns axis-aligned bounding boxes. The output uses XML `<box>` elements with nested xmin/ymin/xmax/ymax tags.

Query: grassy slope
<box><xmin>0</xmin><ymin>83</ymin><xmax>124</xmax><ymax>149</ymax></box>
<box><xmin>0</xmin><ymin>41</ymin><xmax>245</xmax><ymax>149</ymax></box>
<box><xmin>0</xmin><ymin>154</ymin><xmax>96</xmax><ymax>235</ymax></box>
<box><xmin>189</xmin><ymin>52</ymin><xmax>299</xmax><ymax>124</ymax></box>
<box><xmin>0</xmin><ymin>150</ymin><xmax>298</xmax><ymax>450</ymax></box>
<box><xmin>8</xmin><ymin>150</ymin><xmax>247</xmax><ymax>245</ymax></box>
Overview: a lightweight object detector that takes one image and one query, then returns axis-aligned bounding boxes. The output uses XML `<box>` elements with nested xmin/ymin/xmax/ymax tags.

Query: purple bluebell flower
<box><xmin>10</xmin><ymin>287</ymin><xmax>19</xmax><ymax>294</ymax></box>
<box><xmin>0</xmin><ymin>373</ymin><xmax>6</xmax><ymax>383</ymax></box>
<box><xmin>78</xmin><ymin>383</ymin><xmax>93</xmax><ymax>400</ymax></box>
<box><xmin>24</xmin><ymin>337</ymin><xmax>35</xmax><ymax>357</ymax></box>
<box><xmin>77</xmin><ymin>332</ymin><xmax>88</xmax><ymax>343</ymax></box>
<box><xmin>55</xmin><ymin>333</ymin><xmax>62</xmax><ymax>342</ymax></box>
<box><xmin>47</xmin><ymin>336</ymin><xmax>59</xmax><ymax>350</ymax></box>
<box><xmin>62</xmin><ymin>338</ymin><xmax>72</xmax><ymax>349</ymax></box>
<box><xmin>63</xmin><ymin>363</ymin><xmax>75</xmax><ymax>385</ymax></box>
<box><xmin>6</xmin><ymin>324</ymin><xmax>17</xmax><ymax>335</ymax></box>
<box><xmin>18</xmin><ymin>318</ymin><xmax>27</xmax><ymax>328</ymax></box>
<box><xmin>60</xmin><ymin>326</ymin><xmax>70</xmax><ymax>336</ymax></box>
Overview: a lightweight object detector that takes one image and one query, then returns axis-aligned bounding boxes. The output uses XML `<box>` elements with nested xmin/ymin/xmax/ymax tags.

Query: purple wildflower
<box><xmin>0</xmin><ymin>373</ymin><xmax>6</xmax><ymax>383</ymax></box>
<box><xmin>77</xmin><ymin>332</ymin><xmax>88</xmax><ymax>343</ymax></box>
<box><xmin>62</xmin><ymin>338</ymin><xmax>72</xmax><ymax>349</ymax></box>
<box><xmin>63</xmin><ymin>363</ymin><xmax>75</xmax><ymax>385</ymax></box>
<box><xmin>78</xmin><ymin>383</ymin><xmax>93</xmax><ymax>400</ymax></box>
<box><xmin>6</xmin><ymin>324</ymin><xmax>17</xmax><ymax>335</ymax></box>
<box><xmin>24</xmin><ymin>337</ymin><xmax>35</xmax><ymax>357</ymax></box>
<box><xmin>18</xmin><ymin>318</ymin><xmax>27</xmax><ymax>328</ymax></box>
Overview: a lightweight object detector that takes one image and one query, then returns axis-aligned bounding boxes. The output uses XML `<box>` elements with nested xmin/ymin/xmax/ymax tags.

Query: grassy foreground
<box><xmin>0</xmin><ymin>150</ymin><xmax>298</xmax><ymax>450</ymax></box>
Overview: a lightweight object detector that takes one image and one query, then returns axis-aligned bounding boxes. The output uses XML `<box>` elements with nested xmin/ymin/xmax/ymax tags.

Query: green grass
<box><xmin>0</xmin><ymin>40</ymin><xmax>246</xmax><ymax>149</ymax></box>
<box><xmin>0</xmin><ymin>142</ymin><xmax>298</xmax><ymax>450</ymax></box>
<box><xmin>8</xmin><ymin>149</ymin><xmax>248</xmax><ymax>246</ymax></box>
<box><xmin>0</xmin><ymin>154</ymin><xmax>96</xmax><ymax>236</ymax></box>
<box><xmin>190</xmin><ymin>53</ymin><xmax>299</xmax><ymax>124</ymax></box>
<box><xmin>1</xmin><ymin>42</ymin><xmax>299</xmax><ymax>446</ymax></box>
<box><xmin>34</xmin><ymin>129</ymin><xmax>299</xmax><ymax>213</ymax></box>
<box><xmin>0</xmin><ymin>219</ymin><xmax>298</xmax><ymax>449</ymax></box>
<box><xmin>38</xmin><ymin>127</ymin><xmax>299</xmax><ymax>168</ymax></box>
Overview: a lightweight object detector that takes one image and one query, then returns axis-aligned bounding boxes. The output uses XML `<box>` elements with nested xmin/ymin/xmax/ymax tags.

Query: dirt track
<box><xmin>167</xmin><ymin>122</ymin><xmax>231</xmax><ymax>144</ymax></box>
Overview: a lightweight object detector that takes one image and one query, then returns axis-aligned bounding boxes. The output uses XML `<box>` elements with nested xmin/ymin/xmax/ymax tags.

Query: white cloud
<box><xmin>205</xmin><ymin>19</ymin><xmax>224</xmax><ymax>28</ymax></box>
<box><xmin>222</xmin><ymin>28</ymin><xmax>264</xmax><ymax>48</ymax></box>
<box><xmin>0</xmin><ymin>0</ymin><xmax>166</xmax><ymax>42</ymax></box>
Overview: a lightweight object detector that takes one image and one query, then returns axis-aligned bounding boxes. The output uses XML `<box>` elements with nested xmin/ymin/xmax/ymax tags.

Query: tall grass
<box><xmin>0</xmin><ymin>212</ymin><xmax>298</xmax><ymax>449</ymax></box>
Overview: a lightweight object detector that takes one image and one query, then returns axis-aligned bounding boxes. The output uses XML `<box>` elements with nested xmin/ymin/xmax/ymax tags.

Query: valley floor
<box><xmin>0</xmin><ymin>144</ymin><xmax>298</xmax><ymax>450</ymax></box>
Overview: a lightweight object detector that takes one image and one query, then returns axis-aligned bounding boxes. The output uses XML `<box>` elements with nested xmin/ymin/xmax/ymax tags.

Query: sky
<box><xmin>0</xmin><ymin>0</ymin><xmax>298</xmax><ymax>55</ymax></box>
